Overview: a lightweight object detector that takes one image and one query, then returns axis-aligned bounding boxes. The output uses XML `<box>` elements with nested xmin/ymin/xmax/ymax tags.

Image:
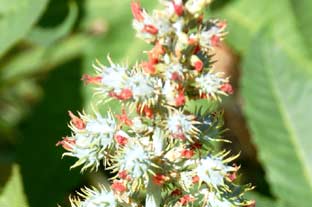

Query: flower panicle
<box><xmin>57</xmin><ymin>0</ymin><xmax>254</xmax><ymax>206</ymax></box>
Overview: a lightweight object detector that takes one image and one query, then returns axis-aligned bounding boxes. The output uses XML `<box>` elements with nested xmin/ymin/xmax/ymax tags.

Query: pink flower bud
<box><xmin>210</xmin><ymin>35</ymin><xmax>220</xmax><ymax>46</ymax></box>
<box><xmin>179</xmin><ymin>195</ymin><xmax>195</xmax><ymax>206</ymax></box>
<box><xmin>68</xmin><ymin>111</ymin><xmax>86</xmax><ymax>130</ymax></box>
<box><xmin>81</xmin><ymin>74</ymin><xmax>102</xmax><ymax>85</ymax></box>
<box><xmin>131</xmin><ymin>1</ymin><xmax>144</xmax><ymax>21</ymax></box>
<box><xmin>143</xmin><ymin>24</ymin><xmax>158</xmax><ymax>35</ymax></box>
<box><xmin>56</xmin><ymin>137</ymin><xmax>76</xmax><ymax>151</ymax></box>
<box><xmin>111</xmin><ymin>181</ymin><xmax>127</xmax><ymax>193</ymax></box>
<box><xmin>181</xmin><ymin>149</ymin><xmax>194</xmax><ymax>158</ymax></box>
<box><xmin>220</xmin><ymin>83</ymin><xmax>234</xmax><ymax>94</ymax></box>
<box><xmin>116</xmin><ymin>109</ymin><xmax>133</xmax><ymax>126</ymax></box>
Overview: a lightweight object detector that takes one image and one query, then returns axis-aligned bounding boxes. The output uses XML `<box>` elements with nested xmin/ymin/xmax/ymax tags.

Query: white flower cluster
<box><xmin>58</xmin><ymin>1</ymin><xmax>254</xmax><ymax>207</ymax></box>
<box><xmin>69</xmin><ymin>186</ymin><xmax>117</xmax><ymax>207</ymax></box>
<box><xmin>59</xmin><ymin>111</ymin><xmax>117</xmax><ymax>172</ymax></box>
<box><xmin>196</xmin><ymin>71</ymin><xmax>229</xmax><ymax>99</ymax></box>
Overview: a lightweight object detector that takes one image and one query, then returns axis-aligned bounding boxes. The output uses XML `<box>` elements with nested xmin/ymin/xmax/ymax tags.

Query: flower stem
<box><xmin>145</xmin><ymin>177</ymin><xmax>161</xmax><ymax>207</ymax></box>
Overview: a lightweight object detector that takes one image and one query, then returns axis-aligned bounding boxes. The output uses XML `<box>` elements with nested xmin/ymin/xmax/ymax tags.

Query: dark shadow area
<box><xmin>17</xmin><ymin>59</ymin><xmax>84</xmax><ymax>207</ymax></box>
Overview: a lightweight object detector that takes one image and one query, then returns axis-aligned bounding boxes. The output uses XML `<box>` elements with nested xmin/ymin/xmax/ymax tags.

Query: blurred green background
<box><xmin>0</xmin><ymin>0</ymin><xmax>311</xmax><ymax>207</ymax></box>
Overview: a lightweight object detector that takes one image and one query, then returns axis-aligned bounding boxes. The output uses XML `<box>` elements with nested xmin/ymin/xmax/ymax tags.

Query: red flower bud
<box><xmin>111</xmin><ymin>181</ymin><xmax>127</xmax><ymax>193</ymax></box>
<box><xmin>115</xmin><ymin>134</ymin><xmax>128</xmax><ymax>146</ymax></box>
<box><xmin>68</xmin><ymin>111</ymin><xmax>86</xmax><ymax>130</ymax></box>
<box><xmin>181</xmin><ymin>149</ymin><xmax>194</xmax><ymax>158</ymax></box>
<box><xmin>56</xmin><ymin>137</ymin><xmax>76</xmax><ymax>151</ymax></box>
<box><xmin>118</xmin><ymin>170</ymin><xmax>129</xmax><ymax>180</ymax></box>
<box><xmin>171</xmin><ymin>189</ymin><xmax>182</xmax><ymax>196</ymax></box>
<box><xmin>137</xmin><ymin>104</ymin><xmax>154</xmax><ymax>118</ymax></box>
<box><xmin>220</xmin><ymin>83</ymin><xmax>234</xmax><ymax>94</ymax></box>
<box><xmin>148</xmin><ymin>42</ymin><xmax>165</xmax><ymax>61</ymax></box>
<box><xmin>172</xmin><ymin>1</ymin><xmax>183</xmax><ymax>16</ymax></box>
<box><xmin>143</xmin><ymin>24</ymin><xmax>158</xmax><ymax>35</ymax></box>
<box><xmin>191</xmin><ymin>142</ymin><xmax>202</xmax><ymax>150</ymax></box>
<box><xmin>116</xmin><ymin>109</ymin><xmax>133</xmax><ymax>126</ymax></box>
<box><xmin>152</xmin><ymin>174</ymin><xmax>167</xmax><ymax>186</ymax></box>
<box><xmin>194</xmin><ymin>60</ymin><xmax>204</xmax><ymax>72</ymax></box>
<box><xmin>81</xmin><ymin>74</ymin><xmax>102</xmax><ymax>85</ymax></box>
<box><xmin>211</xmin><ymin>35</ymin><xmax>220</xmax><ymax>46</ymax></box>
<box><xmin>179</xmin><ymin>195</ymin><xmax>195</xmax><ymax>206</ymax></box>
<box><xmin>192</xmin><ymin>175</ymin><xmax>200</xmax><ymax>183</ymax></box>
<box><xmin>119</xmin><ymin>88</ymin><xmax>133</xmax><ymax>100</ymax></box>
<box><xmin>175</xmin><ymin>92</ymin><xmax>186</xmax><ymax>107</ymax></box>
<box><xmin>217</xmin><ymin>20</ymin><xmax>227</xmax><ymax>29</ymax></box>
<box><xmin>141</xmin><ymin>61</ymin><xmax>156</xmax><ymax>74</ymax></box>
<box><xmin>131</xmin><ymin>1</ymin><xmax>144</xmax><ymax>21</ymax></box>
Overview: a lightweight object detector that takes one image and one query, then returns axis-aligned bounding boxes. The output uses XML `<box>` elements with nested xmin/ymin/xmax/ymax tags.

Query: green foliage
<box><xmin>212</xmin><ymin>0</ymin><xmax>312</xmax><ymax>206</ymax></box>
<box><xmin>0</xmin><ymin>165</ymin><xmax>29</xmax><ymax>207</ymax></box>
<box><xmin>242</xmin><ymin>27</ymin><xmax>312</xmax><ymax>207</ymax></box>
<box><xmin>0</xmin><ymin>0</ymin><xmax>49</xmax><ymax>58</ymax></box>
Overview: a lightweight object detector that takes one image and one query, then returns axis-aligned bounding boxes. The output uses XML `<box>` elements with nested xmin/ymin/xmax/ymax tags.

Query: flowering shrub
<box><xmin>57</xmin><ymin>0</ymin><xmax>255</xmax><ymax>206</ymax></box>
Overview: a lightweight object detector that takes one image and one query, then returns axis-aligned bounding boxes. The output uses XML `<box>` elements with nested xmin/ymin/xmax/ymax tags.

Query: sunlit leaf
<box><xmin>242</xmin><ymin>27</ymin><xmax>312</xmax><ymax>207</ymax></box>
<box><xmin>0</xmin><ymin>165</ymin><xmax>29</xmax><ymax>207</ymax></box>
<box><xmin>0</xmin><ymin>0</ymin><xmax>49</xmax><ymax>58</ymax></box>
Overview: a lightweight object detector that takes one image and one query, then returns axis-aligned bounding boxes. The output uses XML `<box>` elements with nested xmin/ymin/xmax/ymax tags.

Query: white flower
<box><xmin>70</xmin><ymin>186</ymin><xmax>117</xmax><ymax>207</ymax></box>
<box><xmin>199</xmin><ymin>25</ymin><xmax>223</xmax><ymax>48</ymax></box>
<box><xmin>167</xmin><ymin>111</ymin><xmax>197</xmax><ymax>140</ymax></box>
<box><xmin>195</xmin><ymin>72</ymin><xmax>228</xmax><ymax>98</ymax></box>
<box><xmin>63</xmin><ymin>112</ymin><xmax>117</xmax><ymax>171</ymax></box>
<box><xmin>185</xmin><ymin>0</ymin><xmax>212</xmax><ymax>15</ymax></box>
<box><xmin>205</xmin><ymin>191</ymin><xmax>233</xmax><ymax>207</ymax></box>
<box><xmin>165</xmin><ymin>62</ymin><xmax>185</xmax><ymax>80</ymax></box>
<box><xmin>85</xmin><ymin>112</ymin><xmax>117</xmax><ymax>148</ymax></box>
<box><xmin>119</xmin><ymin>143</ymin><xmax>151</xmax><ymax>179</ymax></box>
<box><xmin>180</xmin><ymin>170</ymin><xmax>195</xmax><ymax>190</ymax></box>
<box><xmin>133</xmin><ymin>10</ymin><xmax>172</xmax><ymax>43</ymax></box>
<box><xmin>131</xmin><ymin>117</ymin><xmax>151</xmax><ymax>134</ymax></box>
<box><xmin>162</xmin><ymin>80</ymin><xmax>177</xmax><ymax>105</ymax></box>
<box><xmin>92</xmin><ymin>59</ymin><xmax>129</xmax><ymax>95</ymax></box>
<box><xmin>127</xmin><ymin>74</ymin><xmax>153</xmax><ymax>99</ymax></box>
<box><xmin>196</xmin><ymin>156</ymin><xmax>234</xmax><ymax>187</ymax></box>
<box><xmin>175</xmin><ymin>32</ymin><xmax>189</xmax><ymax>52</ymax></box>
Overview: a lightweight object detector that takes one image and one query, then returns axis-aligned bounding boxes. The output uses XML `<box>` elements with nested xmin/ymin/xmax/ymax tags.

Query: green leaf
<box><xmin>0</xmin><ymin>0</ymin><xmax>49</xmax><ymax>58</ymax></box>
<box><xmin>214</xmin><ymin>0</ymin><xmax>309</xmax><ymax>56</ymax></box>
<box><xmin>241</xmin><ymin>27</ymin><xmax>312</xmax><ymax>207</ymax></box>
<box><xmin>25</xmin><ymin>2</ymin><xmax>78</xmax><ymax>46</ymax></box>
<box><xmin>290</xmin><ymin>0</ymin><xmax>312</xmax><ymax>56</ymax></box>
<box><xmin>0</xmin><ymin>165</ymin><xmax>29</xmax><ymax>207</ymax></box>
<box><xmin>1</xmin><ymin>34</ymin><xmax>91</xmax><ymax>84</ymax></box>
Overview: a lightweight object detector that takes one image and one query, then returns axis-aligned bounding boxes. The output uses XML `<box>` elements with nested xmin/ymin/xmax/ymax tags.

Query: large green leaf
<box><xmin>241</xmin><ymin>27</ymin><xmax>312</xmax><ymax>206</ymax></box>
<box><xmin>214</xmin><ymin>0</ymin><xmax>309</xmax><ymax>57</ymax></box>
<box><xmin>0</xmin><ymin>0</ymin><xmax>49</xmax><ymax>58</ymax></box>
<box><xmin>290</xmin><ymin>0</ymin><xmax>312</xmax><ymax>56</ymax></box>
<box><xmin>0</xmin><ymin>165</ymin><xmax>29</xmax><ymax>207</ymax></box>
